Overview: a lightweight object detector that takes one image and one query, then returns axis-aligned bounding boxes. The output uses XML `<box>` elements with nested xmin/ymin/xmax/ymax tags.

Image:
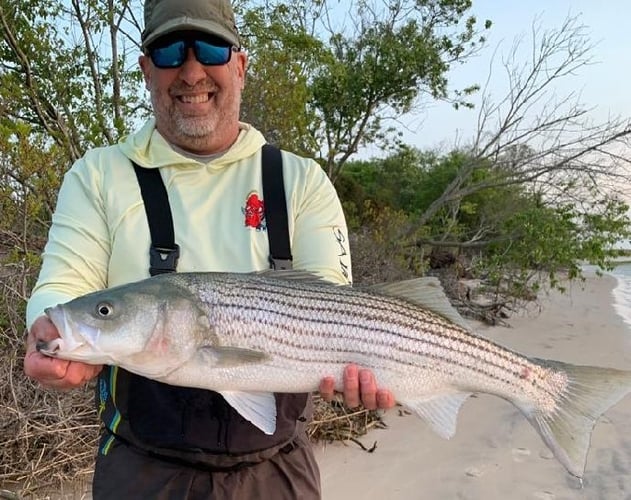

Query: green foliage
<box><xmin>240</xmin><ymin>3</ymin><xmax>324</xmax><ymax>156</ymax></box>
<box><xmin>339</xmin><ymin>146</ymin><xmax>631</xmax><ymax>297</ymax></box>
<box><xmin>0</xmin><ymin>123</ymin><xmax>66</xmax><ymax>244</ymax></box>
<box><xmin>347</xmin><ymin>201</ymin><xmax>426</xmax><ymax>284</ymax></box>
<box><xmin>311</xmin><ymin>1</ymin><xmax>489</xmax><ymax>178</ymax></box>
<box><xmin>0</xmin><ymin>0</ymin><xmax>145</xmax><ymax>161</ymax></box>
<box><xmin>0</xmin><ymin>0</ymin><xmax>147</xmax><ymax>270</ymax></box>
<box><xmin>340</xmin><ymin>147</ymin><xmax>429</xmax><ymax>214</ymax></box>
<box><xmin>341</xmin><ymin>148</ymin><xmax>517</xmax><ymax>244</ymax></box>
<box><xmin>235</xmin><ymin>0</ymin><xmax>490</xmax><ymax>178</ymax></box>
<box><xmin>473</xmin><ymin>188</ymin><xmax>630</xmax><ymax>295</ymax></box>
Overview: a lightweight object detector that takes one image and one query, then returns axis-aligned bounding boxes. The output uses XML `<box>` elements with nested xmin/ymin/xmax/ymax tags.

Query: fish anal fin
<box><xmin>403</xmin><ymin>392</ymin><xmax>471</xmax><ymax>439</ymax></box>
<box><xmin>220</xmin><ymin>391</ymin><xmax>277</xmax><ymax>435</ymax></box>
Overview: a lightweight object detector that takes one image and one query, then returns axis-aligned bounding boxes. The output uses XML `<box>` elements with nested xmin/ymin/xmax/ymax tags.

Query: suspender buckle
<box><xmin>269</xmin><ymin>256</ymin><xmax>293</xmax><ymax>270</ymax></box>
<box><xmin>150</xmin><ymin>244</ymin><xmax>180</xmax><ymax>275</ymax></box>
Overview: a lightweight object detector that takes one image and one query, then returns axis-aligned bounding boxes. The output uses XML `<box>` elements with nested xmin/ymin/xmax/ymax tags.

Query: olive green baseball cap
<box><xmin>141</xmin><ymin>0</ymin><xmax>240</xmax><ymax>51</ymax></box>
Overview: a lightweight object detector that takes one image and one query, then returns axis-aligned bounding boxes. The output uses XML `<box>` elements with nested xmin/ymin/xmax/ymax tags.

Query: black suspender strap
<box><xmin>131</xmin><ymin>145</ymin><xmax>290</xmax><ymax>275</ymax></box>
<box><xmin>132</xmin><ymin>162</ymin><xmax>180</xmax><ymax>276</ymax></box>
<box><xmin>261</xmin><ymin>144</ymin><xmax>293</xmax><ymax>270</ymax></box>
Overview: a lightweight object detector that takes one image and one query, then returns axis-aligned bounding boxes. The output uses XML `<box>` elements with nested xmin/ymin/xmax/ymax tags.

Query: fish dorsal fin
<box><xmin>402</xmin><ymin>392</ymin><xmax>472</xmax><ymax>439</ymax></box>
<box><xmin>219</xmin><ymin>391</ymin><xmax>277</xmax><ymax>435</ymax></box>
<box><xmin>253</xmin><ymin>269</ymin><xmax>336</xmax><ymax>284</ymax></box>
<box><xmin>255</xmin><ymin>269</ymin><xmax>321</xmax><ymax>280</ymax></box>
<box><xmin>367</xmin><ymin>277</ymin><xmax>471</xmax><ymax>331</ymax></box>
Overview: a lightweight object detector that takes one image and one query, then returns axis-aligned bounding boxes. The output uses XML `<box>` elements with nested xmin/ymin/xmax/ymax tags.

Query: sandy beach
<box><xmin>314</xmin><ymin>273</ymin><xmax>631</xmax><ymax>500</ymax></box>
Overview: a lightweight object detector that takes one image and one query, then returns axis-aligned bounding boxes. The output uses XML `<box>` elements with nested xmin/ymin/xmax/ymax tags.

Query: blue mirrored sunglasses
<box><xmin>149</xmin><ymin>37</ymin><xmax>239</xmax><ymax>69</ymax></box>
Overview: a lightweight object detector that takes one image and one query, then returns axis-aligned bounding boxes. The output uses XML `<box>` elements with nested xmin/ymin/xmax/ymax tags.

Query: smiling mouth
<box><xmin>178</xmin><ymin>93</ymin><xmax>213</xmax><ymax>104</ymax></box>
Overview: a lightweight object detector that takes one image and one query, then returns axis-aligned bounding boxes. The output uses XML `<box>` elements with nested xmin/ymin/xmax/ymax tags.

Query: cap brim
<box><xmin>142</xmin><ymin>17</ymin><xmax>240</xmax><ymax>50</ymax></box>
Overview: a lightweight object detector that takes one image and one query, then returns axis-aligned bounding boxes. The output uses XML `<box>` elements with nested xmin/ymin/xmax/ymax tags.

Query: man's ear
<box><xmin>236</xmin><ymin>51</ymin><xmax>248</xmax><ymax>89</ymax></box>
<box><xmin>138</xmin><ymin>54</ymin><xmax>152</xmax><ymax>89</ymax></box>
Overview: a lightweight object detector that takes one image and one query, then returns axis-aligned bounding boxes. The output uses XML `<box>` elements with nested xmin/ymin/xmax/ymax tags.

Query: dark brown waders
<box><xmin>92</xmin><ymin>430</ymin><xmax>320</xmax><ymax>499</ymax></box>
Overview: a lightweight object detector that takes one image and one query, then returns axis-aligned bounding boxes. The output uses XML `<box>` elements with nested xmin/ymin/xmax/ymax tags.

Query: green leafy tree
<box><xmin>340</xmin><ymin>139</ymin><xmax>630</xmax><ymax>300</ymax></box>
<box><xmin>309</xmin><ymin>0</ymin><xmax>489</xmax><ymax>180</ymax></box>
<box><xmin>238</xmin><ymin>0</ymin><xmax>490</xmax><ymax>179</ymax></box>
<box><xmin>239</xmin><ymin>2</ymin><xmax>325</xmax><ymax>155</ymax></box>
<box><xmin>0</xmin><ymin>0</ymin><xmax>145</xmax><ymax>162</ymax></box>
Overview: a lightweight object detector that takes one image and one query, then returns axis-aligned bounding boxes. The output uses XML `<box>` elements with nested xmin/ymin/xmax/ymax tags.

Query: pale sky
<box><xmin>392</xmin><ymin>0</ymin><xmax>630</xmax><ymax>152</ymax></box>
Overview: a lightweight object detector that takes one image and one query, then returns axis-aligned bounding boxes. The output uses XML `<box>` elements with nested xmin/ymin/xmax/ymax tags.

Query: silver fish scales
<box><xmin>38</xmin><ymin>271</ymin><xmax>631</xmax><ymax>479</ymax></box>
<box><xmin>201</xmin><ymin>274</ymin><xmax>564</xmax><ymax>415</ymax></box>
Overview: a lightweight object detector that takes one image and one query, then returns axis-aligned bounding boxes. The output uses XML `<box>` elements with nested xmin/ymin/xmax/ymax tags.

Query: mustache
<box><xmin>169</xmin><ymin>80</ymin><xmax>217</xmax><ymax>95</ymax></box>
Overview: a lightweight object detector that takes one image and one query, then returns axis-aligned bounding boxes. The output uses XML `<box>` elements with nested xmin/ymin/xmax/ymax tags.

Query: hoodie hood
<box><xmin>118</xmin><ymin>119</ymin><xmax>267</xmax><ymax>170</ymax></box>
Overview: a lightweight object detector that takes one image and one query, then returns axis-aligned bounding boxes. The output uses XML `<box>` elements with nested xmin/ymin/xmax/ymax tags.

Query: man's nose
<box><xmin>178</xmin><ymin>48</ymin><xmax>208</xmax><ymax>85</ymax></box>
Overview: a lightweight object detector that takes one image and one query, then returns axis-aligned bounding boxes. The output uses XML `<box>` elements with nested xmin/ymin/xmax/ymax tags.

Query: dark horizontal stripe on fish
<box><xmin>235</xmin><ymin>330</ymin><xmax>529</xmax><ymax>394</ymax></box>
<box><xmin>213</xmin><ymin>280</ymin><xmax>524</xmax><ymax>369</ymax></box>
<box><xmin>213</xmin><ymin>303</ymin><xmax>543</xmax><ymax>395</ymax></box>
<box><xmin>212</xmin><ymin>296</ymin><xmax>533</xmax><ymax>380</ymax></box>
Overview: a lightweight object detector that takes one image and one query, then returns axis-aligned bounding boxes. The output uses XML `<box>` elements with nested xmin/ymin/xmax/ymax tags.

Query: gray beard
<box><xmin>173</xmin><ymin>113</ymin><xmax>216</xmax><ymax>138</ymax></box>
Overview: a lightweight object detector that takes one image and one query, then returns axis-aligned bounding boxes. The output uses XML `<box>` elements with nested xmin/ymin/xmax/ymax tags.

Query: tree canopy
<box><xmin>0</xmin><ymin>0</ymin><xmax>629</xmax><ymax>307</ymax></box>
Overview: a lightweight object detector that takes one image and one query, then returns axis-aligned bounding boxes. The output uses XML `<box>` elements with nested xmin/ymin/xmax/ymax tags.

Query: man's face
<box><xmin>139</xmin><ymin>33</ymin><xmax>247</xmax><ymax>154</ymax></box>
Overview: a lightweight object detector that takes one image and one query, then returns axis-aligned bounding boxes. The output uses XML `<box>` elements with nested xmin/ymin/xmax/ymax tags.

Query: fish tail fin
<box><xmin>520</xmin><ymin>359</ymin><xmax>631</xmax><ymax>478</ymax></box>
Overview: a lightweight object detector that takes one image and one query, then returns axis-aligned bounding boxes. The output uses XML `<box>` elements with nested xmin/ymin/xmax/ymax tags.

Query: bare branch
<box><xmin>416</xmin><ymin>15</ymin><xmax>631</xmax><ymax>231</ymax></box>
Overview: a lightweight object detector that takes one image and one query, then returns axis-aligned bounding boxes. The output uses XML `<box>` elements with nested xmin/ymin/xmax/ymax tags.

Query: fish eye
<box><xmin>96</xmin><ymin>302</ymin><xmax>114</xmax><ymax>317</ymax></box>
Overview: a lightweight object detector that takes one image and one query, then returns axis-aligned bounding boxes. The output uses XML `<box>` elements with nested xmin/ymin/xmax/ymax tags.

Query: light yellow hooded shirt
<box><xmin>26</xmin><ymin>119</ymin><xmax>352</xmax><ymax>327</ymax></box>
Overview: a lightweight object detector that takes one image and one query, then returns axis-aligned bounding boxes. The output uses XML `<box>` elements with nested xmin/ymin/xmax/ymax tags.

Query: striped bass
<box><xmin>37</xmin><ymin>271</ymin><xmax>631</xmax><ymax>479</ymax></box>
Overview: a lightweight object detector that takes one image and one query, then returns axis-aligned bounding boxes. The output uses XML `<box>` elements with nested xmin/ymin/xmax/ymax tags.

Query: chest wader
<box><xmin>96</xmin><ymin>145</ymin><xmax>311</xmax><ymax>470</ymax></box>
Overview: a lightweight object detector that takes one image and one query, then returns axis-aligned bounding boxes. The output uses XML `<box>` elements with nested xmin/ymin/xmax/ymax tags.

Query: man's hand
<box><xmin>24</xmin><ymin>315</ymin><xmax>103</xmax><ymax>390</ymax></box>
<box><xmin>319</xmin><ymin>364</ymin><xmax>396</xmax><ymax>410</ymax></box>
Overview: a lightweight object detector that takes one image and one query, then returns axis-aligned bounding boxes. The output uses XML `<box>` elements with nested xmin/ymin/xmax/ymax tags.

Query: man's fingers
<box><xmin>27</xmin><ymin>316</ymin><xmax>59</xmax><ymax>343</ymax></box>
<box><xmin>359</xmin><ymin>369</ymin><xmax>378</xmax><ymax>410</ymax></box>
<box><xmin>31</xmin><ymin>359</ymin><xmax>103</xmax><ymax>390</ymax></box>
<box><xmin>377</xmin><ymin>389</ymin><xmax>396</xmax><ymax>409</ymax></box>
<box><xmin>24</xmin><ymin>349</ymin><xmax>69</xmax><ymax>381</ymax></box>
<box><xmin>24</xmin><ymin>315</ymin><xmax>103</xmax><ymax>390</ymax></box>
<box><xmin>319</xmin><ymin>376</ymin><xmax>336</xmax><ymax>402</ymax></box>
<box><xmin>62</xmin><ymin>362</ymin><xmax>103</xmax><ymax>388</ymax></box>
<box><xmin>343</xmin><ymin>364</ymin><xmax>361</xmax><ymax>408</ymax></box>
<box><xmin>320</xmin><ymin>364</ymin><xmax>396</xmax><ymax>410</ymax></box>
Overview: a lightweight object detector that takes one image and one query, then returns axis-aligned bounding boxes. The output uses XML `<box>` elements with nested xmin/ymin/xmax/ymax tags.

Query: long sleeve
<box><xmin>285</xmin><ymin>154</ymin><xmax>352</xmax><ymax>286</ymax></box>
<box><xmin>26</xmin><ymin>159</ymin><xmax>110</xmax><ymax>327</ymax></box>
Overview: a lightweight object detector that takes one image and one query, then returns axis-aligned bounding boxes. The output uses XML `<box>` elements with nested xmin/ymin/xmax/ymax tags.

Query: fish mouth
<box><xmin>36</xmin><ymin>338</ymin><xmax>63</xmax><ymax>356</ymax></box>
<box><xmin>39</xmin><ymin>304</ymin><xmax>86</xmax><ymax>356</ymax></box>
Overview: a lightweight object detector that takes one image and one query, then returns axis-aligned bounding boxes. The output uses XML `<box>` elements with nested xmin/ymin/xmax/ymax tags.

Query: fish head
<box><xmin>39</xmin><ymin>276</ymin><xmax>213</xmax><ymax>374</ymax></box>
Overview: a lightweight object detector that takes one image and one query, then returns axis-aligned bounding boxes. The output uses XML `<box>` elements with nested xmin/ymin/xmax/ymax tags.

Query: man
<box><xmin>23</xmin><ymin>0</ymin><xmax>394</xmax><ymax>498</ymax></box>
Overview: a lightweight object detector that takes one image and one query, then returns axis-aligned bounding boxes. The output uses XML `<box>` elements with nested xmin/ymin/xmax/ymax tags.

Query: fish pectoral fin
<box><xmin>219</xmin><ymin>391</ymin><xmax>277</xmax><ymax>435</ymax></box>
<box><xmin>403</xmin><ymin>392</ymin><xmax>472</xmax><ymax>439</ymax></box>
<box><xmin>198</xmin><ymin>346</ymin><xmax>269</xmax><ymax>367</ymax></box>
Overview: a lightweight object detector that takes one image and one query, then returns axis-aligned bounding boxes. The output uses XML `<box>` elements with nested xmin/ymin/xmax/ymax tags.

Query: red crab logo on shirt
<box><xmin>243</xmin><ymin>192</ymin><xmax>266</xmax><ymax>231</ymax></box>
